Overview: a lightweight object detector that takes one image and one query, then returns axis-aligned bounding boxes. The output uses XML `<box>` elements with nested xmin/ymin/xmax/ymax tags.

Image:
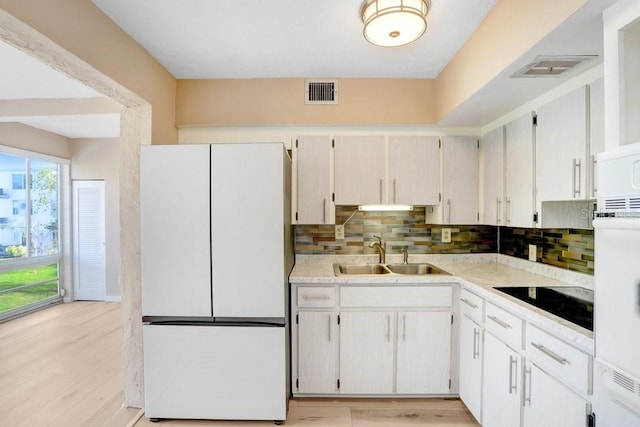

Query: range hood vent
<box><xmin>305</xmin><ymin>79</ymin><xmax>338</xmax><ymax>105</ymax></box>
<box><xmin>512</xmin><ymin>55</ymin><xmax>597</xmax><ymax>78</ymax></box>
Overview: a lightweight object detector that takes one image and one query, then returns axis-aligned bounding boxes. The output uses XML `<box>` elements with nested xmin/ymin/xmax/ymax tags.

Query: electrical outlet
<box><xmin>335</xmin><ymin>224</ymin><xmax>345</xmax><ymax>240</ymax></box>
<box><xmin>442</xmin><ymin>228</ymin><xmax>452</xmax><ymax>243</ymax></box>
<box><xmin>529</xmin><ymin>244</ymin><xmax>537</xmax><ymax>262</ymax></box>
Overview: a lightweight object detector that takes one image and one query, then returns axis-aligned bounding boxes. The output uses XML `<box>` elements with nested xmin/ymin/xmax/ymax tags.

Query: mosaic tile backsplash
<box><xmin>499</xmin><ymin>227</ymin><xmax>594</xmax><ymax>275</ymax></box>
<box><xmin>294</xmin><ymin>207</ymin><xmax>595</xmax><ymax>275</ymax></box>
<box><xmin>295</xmin><ymin>206</ymin><xmax>497</xmax><ymax>256</ymax></box>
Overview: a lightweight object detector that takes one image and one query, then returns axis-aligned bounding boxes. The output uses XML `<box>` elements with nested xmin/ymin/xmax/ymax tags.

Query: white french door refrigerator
<box><xmin>593</xmin><ymin>142</ymin><xmax>640</xmax><ymax>426</ymax></box>
<box><xmin>140</xmin><ymin>143</ymin><xmax>293</xmax><ymax>422</ymax></box>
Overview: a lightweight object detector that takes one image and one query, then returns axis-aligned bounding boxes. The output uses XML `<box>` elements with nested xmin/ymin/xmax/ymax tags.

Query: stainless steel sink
<box><xmin>386</xmin><ymin>263</ymin><xmax>450</xmax><ymax>275</ymax></box>
<box><xmin>333</xmin><ymin>264</ymin><xmax>391</xmax><ymax>275</ymax></box>
<box><xmin>333</xmin><ymin>263</ymin><xmax>450</xmax><ymax>276</ymax></box>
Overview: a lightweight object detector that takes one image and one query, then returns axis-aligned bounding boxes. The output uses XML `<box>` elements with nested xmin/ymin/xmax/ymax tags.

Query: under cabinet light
<box><xmin>358</xmin><ymin>204</ymin><xmax>413</xmax><ymax>211</ymax></box>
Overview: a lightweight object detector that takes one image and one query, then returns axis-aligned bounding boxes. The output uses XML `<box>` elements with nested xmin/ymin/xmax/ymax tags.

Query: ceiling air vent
<box><xmin>305</xmin><ymin>79</ymin><xmax>338</xmax><ymax>105</ymax></box>
<box><xmin>512</xmin><ymin>55</ymin><xmax>597</xmax><ymax>78</ymax></box>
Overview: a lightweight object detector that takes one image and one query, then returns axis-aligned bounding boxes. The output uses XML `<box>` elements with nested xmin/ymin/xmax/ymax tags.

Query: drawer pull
<box><xmin>461</xmin><ymin>298</ymin><xmax>478</xmax><ymax>309</ymax></box>
<box><xmin>487</xmin><ymin>315</ymin><xmax>512</xmax><ymax>329</ymax></box>
<box><xmin>302</xmin><ymin>295</ymin><xmax>331</xmax><ymax>301</ymax></box>
<box><xmin>531</xmin><ymin>342</ymin><xmax>570</xmax><ymax>365</ymax></box>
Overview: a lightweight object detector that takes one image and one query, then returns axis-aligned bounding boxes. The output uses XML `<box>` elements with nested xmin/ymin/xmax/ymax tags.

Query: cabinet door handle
<box><xmin>591</xmin><ymin>155</ymin><xmax>597</xmax><ymax>197</ymax></box>
<box><xmin>473</xmin><ymin>328</ymin><xmax>480</xmax><ymax>359</ymax></box>
<box><xmin>323</xmin><ymin>198</ymin><xmax>326</xmax><ymax>224</ymax></box>
<box><xmin>402</xmin><ymin>314</ymin><xmax>406</xmax><ymax>341</ymax></box>
<box><xmin>506</xmin><ymin>197</ymin><xmax>511</xmax><ymax>225</ymax></box>
<box><xmin>461</xmin><ymin>298</ymin><xmax>478</xmax><ymax>309</ymax></box>
<box><xmin>573</xmin><ymin>158</ymin><xmax>582</xmax><ymax>197</ymax></box>
<box><xmin>386</xmin><ymin>314</ymin><xmax>391</xmax><ymax>342</ymax></box>
<box><xmin>496</xmin><ymin>197</ymin><xmax>502</xmax><ymax>225</ymax></box>
<box><xmin>380</xmin><ymin>179</ymin><xmax>383</xmax><ymax>204</ymax></box>
<box><xmin>393</xmin><ymin>179</ymin><xmax>397</xmax><ymax>204</ymax></box>
<box><xmin>487</xmin><ymin>315</ymin><xmax>512</xmax><ymax>329</ymax></box>
<box><xmin>530</xmin><ymin>342</ymin><xmax>570</xmax><ymax>365</ymax></box>
<box><xmin>524</xmin><ymin>366</ymin><xmax>532</xmax><ymax>406</ymax></box>
<box><xmin>447</xmin><ymin>199</ymin><xmax>452</xmax><ymax>224</ymax></box>
<box><xmin>509</xmin><ymin>355</ymin><xmax>518</xmax><ymax>394</ymax></box>
<box><xmin>328</xmin><ymin>314</ymin><xmax>331</xmax><ymax>342</ymax></box>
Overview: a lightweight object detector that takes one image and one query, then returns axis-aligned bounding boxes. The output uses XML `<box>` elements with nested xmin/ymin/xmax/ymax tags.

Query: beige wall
<box><xmin>71</xmin><ymin>138</ymin><xmax>120</xmax><ymax>299</ymax></box>
<box><xmin>0</xmin><ymin>122</ymin><xmax>71</xmax><ymax>157</ymax></box>
<box><xmin>176</xmin><ymin>0</ymin><xmax>590</xmax><ymax>127</ymax></box>
<box><xmin>0</xmin><ymin>0</ymin><xmax>177</xmax><ymax>145</ymax></box>
<box><xmin>177</xmin><ymin>78</ymin><xmax>436</xmax><ymax>126</ymax></box>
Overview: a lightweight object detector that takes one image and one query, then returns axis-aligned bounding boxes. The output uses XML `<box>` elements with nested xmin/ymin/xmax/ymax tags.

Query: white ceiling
<box><xmin>91</xmin><ymin>0</ymin><xmax>497</xmax><ymax>79</ymax></box>
<box><xmin>0</xmin><ymin>41</ymin><xmax>120</xmax><ymax>139</ymax></box>
<box><xmin>0</xmin><ymin>0</ymin><xmax>618</xmax><ymax>138</ymax></box>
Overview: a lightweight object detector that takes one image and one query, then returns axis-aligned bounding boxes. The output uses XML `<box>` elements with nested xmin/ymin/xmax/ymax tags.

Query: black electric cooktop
<box><xmin>493</xmin><ymin>286</ymin><xmax>594</xmax><ymax>331</ymax></box>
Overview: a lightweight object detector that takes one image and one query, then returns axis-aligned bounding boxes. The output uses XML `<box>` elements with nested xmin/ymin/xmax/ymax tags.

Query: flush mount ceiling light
<box><xmin>360</xmin><ymin>0</ymin><xmax>430</xmax><ymax>47</ymax></box>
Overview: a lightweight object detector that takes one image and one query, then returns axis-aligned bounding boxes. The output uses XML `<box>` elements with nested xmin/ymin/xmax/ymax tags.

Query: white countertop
<box><xmin>289</xmin><ymin>253</ymin><xmax>594</xmax><ymax>353</ymax></box>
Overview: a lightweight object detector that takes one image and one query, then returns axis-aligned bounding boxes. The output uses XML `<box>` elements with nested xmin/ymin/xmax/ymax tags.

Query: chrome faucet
<box><xmin>401</xmin><ymin>248</ymin><xmax>409</xmax><ymax>264</ymax></box>
<box><xmin>369</xmin><ymin>235</ymin><xmax>386</xmax><ymax>264</ymax></box>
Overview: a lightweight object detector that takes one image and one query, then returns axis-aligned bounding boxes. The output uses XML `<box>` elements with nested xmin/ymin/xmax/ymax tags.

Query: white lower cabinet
<box><xmin>396</xmin><ymin>311</ymin><xmax>452</xmax><ymax>394</ymax></box>
<box><xmin>459</xmin><ymin>314</ymin><xmax>483</xmax><ymax>423</ymax></box>
<box><xmin>339</xmin><ymin>311</ymin><xmax>395</xmax><ymax>394</ymax></box>
<box><xmin>482</xmin><ymin>332</ymin><xmax>522</xmax><ymax>427</ymax></box>
<box><xmin>292</xmin><ymin>283</ymin><xmax>454</xmax><ymax>396</ymax></box>
<box><xmin>296</xmin><ymin>311</ymin><xmax>338</xmax><ymax>394</ymax></box>
<box><xmin>523</xmin><ymin>361</ymin><xmax>590</xmax><ymax>427</ymax></box>
<box><xmin>456</xmin><ymin>286</ymin><xmax>594</xmax><ymax>427</ymax></box>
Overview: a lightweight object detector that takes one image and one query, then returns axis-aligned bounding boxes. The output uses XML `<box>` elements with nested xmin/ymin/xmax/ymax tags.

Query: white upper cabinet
<box><xmin>589</xmin><ymin>78</ymin><xmax>605</xmax><ymax>199</ymax></box>
<box><xmin>505</xmin><ymin>113</ymin><xmax>536</xmax><ymax>228</ymax></box>
<box><xmin>481</xmin><ymin>126</ymin><xmax>505</xmax><ymax>226</ymax></box>
<box><xmin>442</xmin><ymin>136</ymin><xmax>479</xmax><ymax>224</ymax></box>
<box><xmin>536</xmin><ymin>87</ymin><xmax>589</xmax><ymax>208</ymax></box>
<box><xmin>296</xmin><ymin>136</ymin><xmax>333</xmax><ymax>224</ymax></box>
<box><xmin>334</xmin><ymin>135</ymin><xmax>440</xmax><ymax>206</ymax></box>
<box><xmin>388</xmin><ymin>136</ymin><xmax>440</xmax><ymax>205</ymax></box>
<box><xmin>334</xmin><ymin>135</ymin><xmax>386</xmax><ymax>205</ymax></box>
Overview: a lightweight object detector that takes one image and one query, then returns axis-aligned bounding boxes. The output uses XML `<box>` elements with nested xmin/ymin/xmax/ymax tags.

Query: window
<box><xmin>0</xmin><ymin>151</ymin><xmax>63</xmax><ymax>320</ymax></box>
<box><xmin>12</xmin><ymin>173</ymin><xmax>26</xmax><ymax>190</ymax></box>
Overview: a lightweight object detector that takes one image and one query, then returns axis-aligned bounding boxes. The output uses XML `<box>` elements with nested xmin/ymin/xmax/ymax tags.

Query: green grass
<box><xmin>0</xmin><ymin>265</ymin><xmax>59</xmax><ymax>313</ymax></box>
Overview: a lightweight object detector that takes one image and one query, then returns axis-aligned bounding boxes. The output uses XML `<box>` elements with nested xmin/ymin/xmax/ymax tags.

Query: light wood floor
<box><xmin>0</xmin><ymin>302</ymin><xmax>479</xmax><ymax>426</ymax></box>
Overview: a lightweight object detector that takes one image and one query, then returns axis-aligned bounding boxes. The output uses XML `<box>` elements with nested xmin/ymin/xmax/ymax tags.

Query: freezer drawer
<box><xmin>143</xmin><ymin>324</ymin><xmax>287</xmax><ymax>421</ymax></box>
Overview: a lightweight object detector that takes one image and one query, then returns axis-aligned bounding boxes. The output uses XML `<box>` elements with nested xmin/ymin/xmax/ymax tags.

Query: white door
<box><xmin>396</xmin><ymin>311</ymin><xmax>452</xmax><ymax>394</ymax></box>
<box><xmin>482</xmin><ymin>126</ymin><xmax>505</xmax><ymax>225</ymax></box>
<box><xmin>536</xmin><ymin>87</ymin><xmax>588</xmax><ymax>210</ymax></box>
<box><xmin>211</xmin><ymin>143</ymin><xmax>285</xmax><ymax>319</ymax></box>
<box><xmin>143</xmin><ymin>324</ymin><xmax>287</xmax><ymax>421</ymax></box>
<box><xmin>339</xmin><ymin>311</ymin><xmax>394</xmax><ymax>394</ymax></box>
<box><xmin>296</xmin><ymin>136</ymin><xmax>332</xmax><ymax>224</ymax></box>
<box><xmin>297</xmin><ymin>311</ymin><xmax>338</xmax><ymax>394</ymax></box>
<box><xmin>459</xmin><ymin>314</ymin><xmax>483</xmax><ymax>422</ymax></box>
<box><xmin>388</xmin><ymin>136</ymin><xmax>440</xmax><ymax>205</ymax></box>
<box><xmin>334</xmin><ymin>135</ymin><xmax>386</xmax><ymax>205</ymax></box>
<box><xmin>140</xmin><ymin>144</ymin><xmax>212</xmax><ymax>317</ymax></box>
<box><xmin>523</xmin><ymin>361</ymin><xmax>590</xmax><ymax>427</ymax></box>
<box><xmin>72</xmin><ymin>180</ymin><xmax>106</xmax><ymax>301</ymax></box>
<box><xmin>482</xmin><ymin>332</ymin><xmax>522</xmax><ymax>427</ymax></box>
<box><xmin>505</xmin><ymin>113</ymin><xmax>535</xmax><ymax>227</ymax></box>
<box><xmin>443</xmin><ymin>136</ymin><xmax>479</xmax><ymax>224</ymax></box>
